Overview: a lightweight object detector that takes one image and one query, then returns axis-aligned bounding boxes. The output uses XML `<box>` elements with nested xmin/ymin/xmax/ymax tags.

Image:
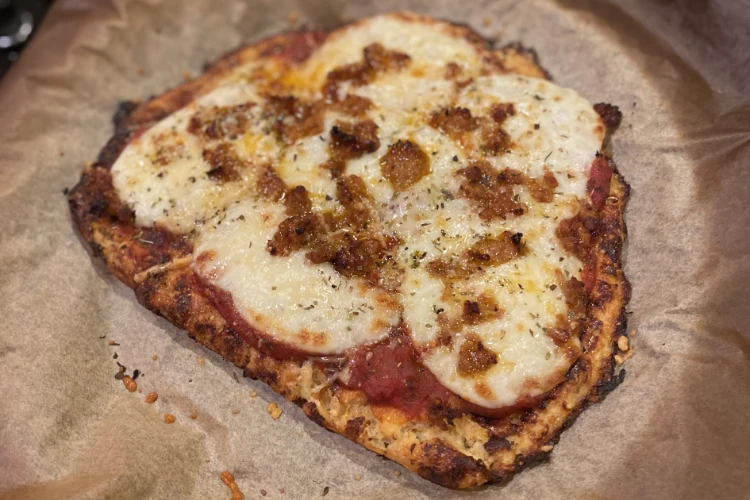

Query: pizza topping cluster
<box><xmin>110</xmin><ymin>15</ymin><xmax>610</xmax><ymax>415</ymax></box>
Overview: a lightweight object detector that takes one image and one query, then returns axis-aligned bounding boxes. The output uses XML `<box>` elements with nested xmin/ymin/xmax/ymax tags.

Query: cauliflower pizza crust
<box><xmin>68</xmin><ymin>12</ymin><xmax>630</xmax><ymax>489</ymax></box>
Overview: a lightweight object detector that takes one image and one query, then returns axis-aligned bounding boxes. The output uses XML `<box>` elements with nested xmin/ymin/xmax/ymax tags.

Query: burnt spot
<box><xmin>113</xmin><ymin>100</ymin><xmax>139</xmax><ymax>128</ymax></box>
<box><xmin>302</xmin><ymin>401</ymin><xmax>327</xmax><ymax>427</ymax></box>
<box><xmin>593</xmin><ymin>103</ymin><xmax>622</xmax><ymax>131</ymax></box>
<box><xmin>242</xmin><ymin>365</ymin><xmax>279</xmax><ymax>385</ymax></box>
<box><xmin>595</xmin><ymin>368</ymin><xmax>626</xmax><ymax>398</ymax></box>
<box><xmin>484</xmin><ymin>436</ymin><xmax>512</xmax><ymax>454</ymax></box>
<box><xmin>97</xmin><ymin>129</ymin><xmax>135</xmax><ymax>169</ymax></box>
<box><xmin>416</xmin><ymin>441</ymin><xmax>487</xmax><ymax>489</ymax></box>
<box><xmin>379</xmin><ymin>140</ymin><xmax>431</xmax><ymax>192</ymax></box>
<box><xmin>344</xmin><ymin>416</ymin><xmax>366</xmax><ymax>439</ymax></box>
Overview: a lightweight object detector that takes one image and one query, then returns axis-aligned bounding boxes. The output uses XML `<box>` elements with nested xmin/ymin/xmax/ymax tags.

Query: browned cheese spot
<box><xmin>202</xmin><ymin>143</ymin><xmax>245</xmax><ymax>182</ymax></box>
<box><xmin>187</xmin><ymin>103</ymin><xmax>254</xmax><ymax>140</ymax></box>
<box><xmin>151</xmin><ymin>132</ymin><xmax>186</xmax><ymax>167</ymax></box>
<box><xmin>196</xmin><ymin>250</ymin><xmax>216</xmax><ymax>265</ymax></box>
<box><xmin>444</xmin><ymin>61</ymin><xmax>462</xmax><ymax>79</ymax></box>
<box><xmin>462</xmin><ymin>293</ymin><xmax>504</xmax><ymax>325</ymax></box>
<box><xmin>474</xmin><ymin>379</ymin><xmax>494</xmax><ymax>399</ymax></box>
<box><xmin>489</xmin><ymin>102</ymin><xmax>515</xmax><ymax>125</ymax></box>
<box><xmin>457</xmin><ymin>335</ymin><xmax>498</xmax><ymax>376</ymax></box>
<box><xmin>527</xmin><ymin>168</ymin><xmax>559</xmax><ymax>202</ymax></box>
<box><xmin>380</xmin><ymin>140</ymin><xmax>431</xmax><ymax>192</ymax></box>
<box><xmin>479</xmin><ymin>116</ymin><xmax>512</xmax><ymax>156</ymax></box>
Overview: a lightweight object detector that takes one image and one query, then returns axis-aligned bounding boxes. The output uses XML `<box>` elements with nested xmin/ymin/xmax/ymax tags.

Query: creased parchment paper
<box><xmin>1</xmin><ymin>1</ymin><xmax>748</xmax><ymax>499</ymax></box>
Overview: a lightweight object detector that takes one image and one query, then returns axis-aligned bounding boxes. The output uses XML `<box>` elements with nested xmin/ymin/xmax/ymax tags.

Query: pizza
<box><xmin>68</xmin><ymin>12</ymin><xmax>630</xmax><ymax>489</ymax></box>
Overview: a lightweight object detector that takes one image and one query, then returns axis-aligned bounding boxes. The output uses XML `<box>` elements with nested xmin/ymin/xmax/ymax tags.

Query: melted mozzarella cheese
<box><xmin>111</xmin><ymin>83</ymin><xmax>278</xmax><ymax>232</ymax></box>
<box><xmin>292</xmin><ymin>16</ymin><xmax>485</xmax><ymax>92</ymax></box>
<box><xmin>110</xmin><ymin>14</ymin><xmax>605</xmax><ymax>408</ymax></box>
<box><xmin>391</xmin><ymin>75</ymin><xmax>598</xmax><ymax>408</ymax></box>
<box><xmin>193</xmin><ymin>200</ymin><xmax>400</xmax><ymax>354</ymax></box>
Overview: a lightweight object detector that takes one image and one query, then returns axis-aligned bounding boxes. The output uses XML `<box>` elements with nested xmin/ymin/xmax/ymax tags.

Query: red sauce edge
<box><xmin>194</xmin><ymin>276</ymin><xmax>318</xmax><ymax>361</ymax></box>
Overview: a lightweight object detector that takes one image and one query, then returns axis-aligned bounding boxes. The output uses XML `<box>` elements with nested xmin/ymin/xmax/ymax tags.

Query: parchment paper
<box><xmin>1</xmin><ymin>1</ymin><xmax>748</xmax><ymax>499</ymax></box>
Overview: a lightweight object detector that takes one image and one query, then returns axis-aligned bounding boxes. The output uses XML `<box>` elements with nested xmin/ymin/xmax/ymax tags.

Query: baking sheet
<box><xmin>1</xmin><ymin>0</ymin><xmax>749</xmax><ymax>498</ymax></box>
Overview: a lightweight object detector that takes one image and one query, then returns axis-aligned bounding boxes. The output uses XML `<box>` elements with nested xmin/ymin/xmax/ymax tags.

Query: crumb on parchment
<box><xmin>122</xmin><ymin>376</ymin><xmax>137</xmax><ymax>392</ymax></box>
<box><xmin>617</xmin><ymin>335</ymin><xmax>629</xmax><ymax>351</ymax></box>
<box><xmin>267</xmin><ymin>403</ymin><xmax>282</xmax><ymax>420</ymax></box>
<box><xmin>164</xmin><ymin>413</ymin><xmax>176</xmax><ymax>424</ymax></box>
<box><xmin>145</xmin><ymin>392</ymin><xmax>158</xmax><ymax>404</ymax></box>
<box><xmin>220</xmin><ymin>470</ymin><xmax>244</xmax><ymax>500</ymax></box>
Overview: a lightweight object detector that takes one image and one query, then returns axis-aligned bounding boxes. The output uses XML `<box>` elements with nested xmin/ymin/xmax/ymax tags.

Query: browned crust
<box><xmin>67</xmin><ymin>12</ymin><xmax>629</xmax><ymax>489</ymax></box>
